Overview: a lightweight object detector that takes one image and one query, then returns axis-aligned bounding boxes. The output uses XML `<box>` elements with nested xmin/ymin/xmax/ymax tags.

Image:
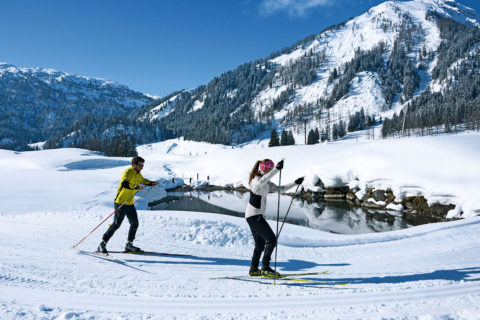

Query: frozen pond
<box><xmin>150</xmin><ymin>190</ymin><xmax>410</xmax><ymax>235</ymax></box>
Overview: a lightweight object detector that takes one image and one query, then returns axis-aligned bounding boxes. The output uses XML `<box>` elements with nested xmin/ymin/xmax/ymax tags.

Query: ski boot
<box><xmin>97</xmin><ymin>241</ymin><xmax>108</xmax><ymax>254</ymax></box>
<box><xmin>249</xmin><ymin>267</ymin><xmax>262</xmax><ymax>277</ymax></box>
<box><xmin>261</xmin><ymin>266</ymin><xmax>282</xmax><ymax>278</ymax></box>
<box><xmin>125</xmin><ymin>241</ymin><xmax>142</xmax><ymax>252</ymax></box>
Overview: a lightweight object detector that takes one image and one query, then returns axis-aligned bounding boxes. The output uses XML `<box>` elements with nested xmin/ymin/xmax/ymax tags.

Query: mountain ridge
<box><xmin>0</xmin><ymin>62</ymin><xmax>155</xmax><ymax>150</ymax></box>
<box><xmin>1</xmin><ymin>0</ymin><xmax>479</xmax><ymax>152</ymax></box>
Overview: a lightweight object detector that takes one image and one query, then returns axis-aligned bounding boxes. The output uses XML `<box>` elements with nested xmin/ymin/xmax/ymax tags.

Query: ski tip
<box><xmin>72</xmin><ymin>245</ymin><xmax>76</xmax><ymax>248</ymax></box>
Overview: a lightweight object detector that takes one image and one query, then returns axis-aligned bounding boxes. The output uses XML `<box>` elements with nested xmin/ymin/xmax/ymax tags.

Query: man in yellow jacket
<box><xmin>98</xmin><ymin>156</ymin><xmax>158</xmax><ymax>253</ymax></box>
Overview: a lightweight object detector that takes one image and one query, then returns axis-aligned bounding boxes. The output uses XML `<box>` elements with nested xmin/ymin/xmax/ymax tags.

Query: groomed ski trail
<box><xmin>1</xmin><ymin>281</ymin><xmax>479</xmax><ymax>314</ymax></box>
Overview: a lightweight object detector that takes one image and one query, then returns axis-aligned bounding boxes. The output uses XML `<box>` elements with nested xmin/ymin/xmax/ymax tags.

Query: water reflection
<box><xmin>149</xmin><ymin>191</ymin><xmax>410</xmax><ymax>235</ymax></box>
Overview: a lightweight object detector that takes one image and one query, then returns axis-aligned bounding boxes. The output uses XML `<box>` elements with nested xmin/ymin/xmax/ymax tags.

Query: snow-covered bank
<box><xmin>138</xmin><ymin>133</ymin><xmax>480</xmax><ymax>218</ymax></box>
<box><xmin>1</xmin><ymin>133</ymin><xmax>480</xmax><ymax>319</ymax></box>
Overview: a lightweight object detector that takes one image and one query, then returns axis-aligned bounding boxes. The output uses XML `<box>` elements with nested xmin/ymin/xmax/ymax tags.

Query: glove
<box><xmin>295</xmin><ymin>177</ymin><xmax>304</xmax><ymax>185</ymax></box>
<box><xmin>276</xmin><ymin>160</ymin><xmax>284</xmax><ymax>170</ymax></box>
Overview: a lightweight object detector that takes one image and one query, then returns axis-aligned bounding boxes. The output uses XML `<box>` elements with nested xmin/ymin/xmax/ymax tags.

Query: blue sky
<box><xmin>1</xmin><ymin>0</ymin><xmax>479</xmax><ymax>97</ymax></box>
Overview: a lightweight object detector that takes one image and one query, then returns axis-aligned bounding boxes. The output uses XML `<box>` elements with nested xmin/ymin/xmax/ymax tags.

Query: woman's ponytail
<box><xmin>248</xmin><ymin>160</ymin><xmax>262</xmax><ymax>184</ymax></box>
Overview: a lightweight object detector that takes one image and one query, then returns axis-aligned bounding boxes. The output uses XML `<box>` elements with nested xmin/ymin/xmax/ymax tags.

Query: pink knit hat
<box><xmin>259</xmin><ymin>160</ymin><xmax>274</xmax><ymax>172</ymax></box>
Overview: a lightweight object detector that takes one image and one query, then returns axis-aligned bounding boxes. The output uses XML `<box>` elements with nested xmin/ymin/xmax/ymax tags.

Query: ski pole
<box><xmin>273</xmin><ymin>167</ymin><xmax>282</xmax><ymax>285</ymax></box>
<box><xmin>72</xmin><ymin>185</ymin><xmax>156</xmax><ymax>249</ymax></box>
<box><xmin>277</xmin><ymin>183</ymin><xmax>301</xmax><ymax>239</ymax></box>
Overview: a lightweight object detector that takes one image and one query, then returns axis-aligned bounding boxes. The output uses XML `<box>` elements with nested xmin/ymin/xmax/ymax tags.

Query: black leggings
<box><xmin>246</xmin><ymin>215</ymin><xmax>277</xmax><ymax>269</ymax></box>
<box><xmin>102</xmin><ymin>204</ymin><xmax>139</xmax><ymax>243</ymax></box>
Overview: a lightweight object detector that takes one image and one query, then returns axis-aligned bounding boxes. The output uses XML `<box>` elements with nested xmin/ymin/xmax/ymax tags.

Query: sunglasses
<box><xmin>136</xmin><ymin>164</ymin><xmax>144</xmax><ymax>168</ymax></box>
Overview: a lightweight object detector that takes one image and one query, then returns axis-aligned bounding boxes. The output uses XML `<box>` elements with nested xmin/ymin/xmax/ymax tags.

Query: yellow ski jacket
<box><xmin>114</xmin><ymin>167</ymin><xmax>153</xmax><ymax>205</ymax></box>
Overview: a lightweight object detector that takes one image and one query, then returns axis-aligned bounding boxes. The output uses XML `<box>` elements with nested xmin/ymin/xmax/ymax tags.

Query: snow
<box><xmin>145</xmin><ymin>93</ymin><xmax>161</xmax><ymax>100</ymax></box>
<box><xmin>226</xmin><ymin>88</ymin><xmax>238</xmax><ymax>99</ymax></box>
<box><xmin>420</xmin><ymin>0</ymin><xmax>480</xmax><ymax>27</ymax></box>
<box><xmin>1</xmin><ymin>132</ymin><xmax>479</xmax><ymax>319</ymax></box>
<box><xmin>187</xmin><ymin>93</ymin><xmax>207</xmax><ymax>113</ymax></box>
<box><xmin>326</xmin><ymin>71</ymin><xmax>387</xmax><ymax>120</ymax></box>
<box><xmin>251</xmin><ymin>84</ymin><xmax>289</xmax><ymax>118</ymax></box>
<box><xmin>387</xmin><ymin>203</ymin><xmax>404</xmax><ymax>211</ymax></box>
<box><xmin>145</xmin><ymin>94</ymin><xmax>180</xmax><ymax>121</ymax></box>
<box><xmin>188</xmin><ymin>99</ymin><xmax>205</xmax><ymax>113</ymax></box>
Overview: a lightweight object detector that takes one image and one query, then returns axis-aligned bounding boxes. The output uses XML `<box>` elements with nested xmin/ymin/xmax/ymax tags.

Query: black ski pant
<box><xmin>102</xmin><ymin>203</ymin><xmax>139</xmax><ymax>243</ymax></box>
<box><xmin>246</xmin><ymin>214</ymin><xmax>277</xmax><ymax>269</ymax></box>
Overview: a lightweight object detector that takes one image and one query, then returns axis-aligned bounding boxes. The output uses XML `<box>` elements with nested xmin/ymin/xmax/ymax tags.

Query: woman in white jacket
<box><xmin>246</xmin><ymin>159</ymin><xmax>304</xmax><ymax>277</ymax></box>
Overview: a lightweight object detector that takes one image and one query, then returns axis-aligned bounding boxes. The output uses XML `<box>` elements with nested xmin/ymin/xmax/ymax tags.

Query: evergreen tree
<box><xmin>125</xmin><ymin>136</ymin><xmax>138</xmax><ymax>157</ymax></box>
<box><xmin>332</xmin><ymin>124</ymin><xmax>339</xmax><ymax>140</ymax></box>
<box><xmin>314</xmin><ymin>128</ymin><xmax>320</xmax><ymax>143</ymax></box>
<box><xmin>287</xmin><ymin>131</ymin><xmax>295</xmax><ymax>145</ymax></box>
<box><xmin>269</xmin><ymin>129</ymin><xmax>280</xmax><ymax>147</ymax></box>
<box><xmin>307</xmin><ymin>129</ymin><xmax>316</xmax><ymax>145</ymax></box>
<box><xmin>280</xmin><ymin>130</ymin><xmax>289</xmax><ymax>146</ymax></box>
<box><xmin>338</xmin><ymin>120</ymin><xmax>347</xmax><ymax>138</ymax></box>
<box><xmin>320</xmin><ymin>129</ymin><xmax>327</xmax><ymax>142</ymax></box>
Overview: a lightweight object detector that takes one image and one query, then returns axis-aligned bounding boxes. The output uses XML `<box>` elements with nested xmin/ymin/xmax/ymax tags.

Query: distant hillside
<box><xmin>0</xmin><ymin>63</ymin><xmax>154</xmax><ymax>150</ymax></box>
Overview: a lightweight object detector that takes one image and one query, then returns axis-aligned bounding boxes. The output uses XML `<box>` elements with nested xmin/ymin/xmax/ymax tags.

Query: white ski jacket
<box><xmin>245</xmin><ymin>167</ymin><xmax>297</xmax><ymax>219</ymax></box>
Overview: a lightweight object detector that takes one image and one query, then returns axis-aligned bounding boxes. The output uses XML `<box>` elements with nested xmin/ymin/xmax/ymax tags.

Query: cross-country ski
<box><xmin>210</xmin><ymin>270</ymin><xmax>330</xmax><ymax>280</ymax></box>
<box><xmin>106</xmin><ymin>251</ymin><xmax>192</xmax><ymax>257</ymax></box>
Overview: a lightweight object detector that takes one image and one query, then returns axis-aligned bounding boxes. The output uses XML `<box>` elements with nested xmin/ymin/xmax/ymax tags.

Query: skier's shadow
<box><xmin>277</xmin><ymin>259</ymin><xmax>349</xmax><ymax>271</ymax></box>
<box><xmin>122</xmin><ymin>255</ymin><xmax>349</xmax><ymax>271</ymax></box>
<box><xmin>311</xmin><ymin>267</ymin><xmax>480</xmax><ymax>285</ymax></box>
<box><xmin>222</xmin><ymin>267</ymin><xmax>480</xmax><ymax>288</ymax></box>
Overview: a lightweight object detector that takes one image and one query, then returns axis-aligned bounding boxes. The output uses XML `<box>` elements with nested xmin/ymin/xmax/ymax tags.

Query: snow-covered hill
<box><xmin>0</xmin><ymin>134</ymin><xmax>479</xmax><ymax>319</ymax></box>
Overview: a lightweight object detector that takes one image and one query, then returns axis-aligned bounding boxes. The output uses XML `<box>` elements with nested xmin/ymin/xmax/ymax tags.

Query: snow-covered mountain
<box><xmin>2</xmin><ymin>0</ymin><xmax>479</xmax><ymax>151</ymax></box>
<box><xmin>137</xmin><ymin>0</ymin><xmax>480</xmax><ymax>145</ymax></box>
<box><xmin>0</xmin><ymin>63</ymin><xmax>155</xmax><ymax>149</ymax></box>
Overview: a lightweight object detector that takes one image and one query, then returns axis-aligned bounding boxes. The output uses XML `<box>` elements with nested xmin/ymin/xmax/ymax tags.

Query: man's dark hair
<box><xmin>132</xmin><ymin>156</ymin><xmax>145</xmax><ymax>165</ymax></box>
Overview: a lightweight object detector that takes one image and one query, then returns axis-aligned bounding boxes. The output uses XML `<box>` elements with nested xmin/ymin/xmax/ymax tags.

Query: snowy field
<box><xmin>1</xmin><ymin>133</ymin><xmax>480</xmax><ymax>319</ymax></box>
